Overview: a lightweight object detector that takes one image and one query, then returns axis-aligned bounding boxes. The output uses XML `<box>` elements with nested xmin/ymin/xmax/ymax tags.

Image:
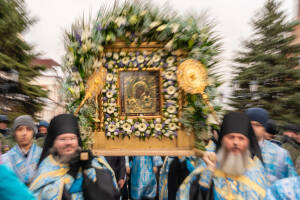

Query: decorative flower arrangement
<box><xmin>102</xmin><ymin>50</ymin><xmax>179</xmax><ymax>139</ymax></box>
<box><xmin>61</xmin><ymin>1</ymin><xmax>222</xmax><ymax>146</ymax></box>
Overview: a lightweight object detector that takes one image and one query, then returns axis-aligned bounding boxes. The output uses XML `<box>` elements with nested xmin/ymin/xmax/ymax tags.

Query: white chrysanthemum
<box><xmin>108</xmin><ymin>61</ymin><xmax>115</xmax><ymax>69</ymax></box>
<box><xmin>120</xmin><ymin>51</ymin><xmax>126</xmax><ymax>56</ymax></box>
<box><xmin>166</xmin><ymin>56</ymin><xmax>175</xmax><ymax>64</ymax></box>
<box><xmin>106</xmin><ymin>132</ymin><xmax>111</xmax><ymax>136</ymax></box>
<box><xmin>137</xmin><ymin>55</ymin><xmax>145</xmax><ymax>63</ymax></box>
<box><xmin>146</xmin><ymin>130</ymin><xmax>151</xmax><ymax>135</ymax></box>
<box><xmin>138</xmin><ymin>123</ymin><xmax>147</xmax><ymax>132</ymax></box>
<box><xmin>108</xmin><ymin>124</ymin><xmax>116</xmax><ymax>132</ymax></box>
<box><xmin>168</xmin><ymin>123</ymin><xmax>177</xmax><ymax>131</ymax></box>
<box><xmin>165</xmin><ymin>71</ymin><xmax>175</xmax><ymax>80</ymax></box>
<box><xmin>167</xmin><ymin>106</ymin><xmax>176</xmax><ymax>114</ymax></box>
<box><xmin>113</xmin><ymin>53</ymin><xmax>119</xmax><ymax>60</ymax></box>
<box><xmin>122</xmin><ymin>123</ymin><xmax>131</xmax><ymax>132</ymax></box>
<box><xmin>165</xmin><ymin>119</ymin><xmax>171</xmax><ymax>124</ymax></box>
<box><xmin>106</xmin><ymin>52</ymin><xmax>112</xmax><ymax>57</ymax></box>
<box><xmin>106</xmin><ymin>91</ymin><xmax>114</xmax><ymax>98</ymax></box>
<box><xmin>150</xmin><ymin>123</ymin><xmax>155</xmax><ymax>128</ymax></box>
<box><xmin>155</xmin><ymin>118</ymin><xmax>161</xmax><ymax>123</ymax></box>
<box><xmin>115</xmin><ymin>16</ymin><xmax>127</xmax><ymax>27</ymax></box>
<box><xmin>114</xmin><ymin>131</ymin><xmax>119</xmax><ymax>136</ymax></box>
<box><xmin>135</xmin><ymin>131</ymin><xmax>141</xmax><ymax>136</ymax></box>
<box><xmin>164</xmin><ymin>131</ymin><xmax>171</xmax><ymax>137</ymax></box>
<box><xmin>167</xmin><ymin>86</ymin><xmax>176</xmax><ymax>95</ymax></box>
<box><xmin>152</xmin><ymin>54</ymin><xmax>161</xmax><ymax>63</ymax></box>
<box><xmin>106</xmin><ymin>73</ymin><xmax>113</xmax><ymax>81</ymax></box>
<box><xmin>155</xmin><ymin>124</ymin><xmax>162</xmax><ymax>131</ymax></box>
<box><xmin>107</xmin><ymin>106</ymin><xmax>115</xmax><ymax>114</ymax></box>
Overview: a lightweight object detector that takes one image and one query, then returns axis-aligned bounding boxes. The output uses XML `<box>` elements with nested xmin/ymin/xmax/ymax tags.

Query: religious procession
<box><xmin>0</xmin><ymin>0</ymin><xmax>300</xmax><ymax>199</ymax></box>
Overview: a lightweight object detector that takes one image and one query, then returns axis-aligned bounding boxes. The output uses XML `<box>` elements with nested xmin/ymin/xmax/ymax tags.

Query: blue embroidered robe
<box><xmin>159</xmin><ymin>156</ymin><xmax>174</xmax><ymax>200</ymax></box>
<box><xmin>265</xmin><ymin>176</ymin><xmax>300</xmax><ymax>200</ymax></box>
<box><xmin>130</xmin><ymin>156</ymin><xmax>163</xmax><ymax>200</ymax></box>
<box><xmin>159</xmin><ymin>156</ymin><xmax>195</xmax><ymax>200</ymax></box>
<box><xmin>176</xmin><ymin>156</ymin><xmax>268</xmax><ymax>200</ymax></box>
<box><xmin>260</xmin><ymin>140</ymin><xmax>297</xmax><ymax>182</ymax></box>
<box><xmin>30</xmin><ymin>155</ymin><xmax>118</xmax><ymax>200</ymax></box>
<box><xmin>2</xmin><ymin>143</ymin><xmax>42</xmax><ymax>184</ymax></box>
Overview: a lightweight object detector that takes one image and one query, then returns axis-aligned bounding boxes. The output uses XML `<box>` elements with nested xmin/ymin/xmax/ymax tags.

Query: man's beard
<box><xmin>49</xmin><ymin>146</ymin><xmax>81</xmax><ymax>164</ymax></box>
<box><xmin>216</xmin><ymin>146</ymin><xmax>251</xmax><ymax>176</ymax></box>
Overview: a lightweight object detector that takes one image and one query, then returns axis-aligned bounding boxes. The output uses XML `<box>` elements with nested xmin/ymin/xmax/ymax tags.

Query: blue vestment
<box><xmin>176</xmin><ymin>156</ymin><xmax>268</xmax><ymax>200</ymax></box>
<box><xmin>2</xmin><ymin>143</ymin><xmax>42</xmax><ymax>184</ymax></box>
<box><xmin>159</xmin><ymin>156</ymin><xmax>195</xmax><ymax>200</ymax></box>
<box><xmin>130</xmin><ymin>156</ymin><xmax>163</xmax><ymax>200</ymax></box>
<box><xmin>30</xmin><ymin>154</ymin><xmax>117</xmax><ymax>200</ymax></box>
<box><xmin>264</xmin><ymin>176</ymin><xmax>300</xmax><ymax>200</ymax></box>
<box><xmin>159</xmin><ymin>156</ymin><xmax>174</xmax><ymax>200</ymax></box>
<box><xmin>260</xmin><ymin>140</ymin><xmax>297</xmax><ymax>182</ymax></box>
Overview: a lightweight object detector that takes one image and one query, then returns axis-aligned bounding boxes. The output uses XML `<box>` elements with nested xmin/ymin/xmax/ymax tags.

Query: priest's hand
<box><xmin>118</xmin><ymin>179</ymin><xmax>125</xmax><ymax>189</ymax></box>
<box><xmin>80</xmin><ymin>150</ymin><xmax>94</xmax><ymax>170</ymax></box>
<box><xmin>153</xmin><ymin>166</ymin><xmax>158</xmax><ymax>174</ymax></box>
<box><xmin>126</xmin><ymin>167</ymin><xmax>130</xmax><ymax>175</ymax></box>
<box><xmin>203</xmin><ymin>151</ymin><xmax>216</xmax><ymax>171</ymax></box>
<box><xmin>68</xmin><ymin>154</ymin><xmax>81</xmax><ymax>179</ymax></box>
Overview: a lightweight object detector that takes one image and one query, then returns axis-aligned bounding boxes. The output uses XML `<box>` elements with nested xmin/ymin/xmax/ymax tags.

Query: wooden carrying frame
<box><xmin>93</xmin><ymin>41</ymin><xmax>198</xmax><ymax>156</ymax></box>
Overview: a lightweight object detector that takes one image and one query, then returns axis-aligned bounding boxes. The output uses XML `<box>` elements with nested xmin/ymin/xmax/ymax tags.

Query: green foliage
<box><xmin>230</xmin><ymin>0</ymin><xmax>300</xmax><ymax>124</ymax></box>
<box><xmin>0</xmin><ymin>0</ymin><xmax>47</xmax><ymax>119</ymax></box>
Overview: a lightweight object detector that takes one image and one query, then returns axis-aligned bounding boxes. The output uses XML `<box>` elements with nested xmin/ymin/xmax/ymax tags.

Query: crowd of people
<box><xmin>0</xmin><ymin>107</ymin><xmax>299</xmax><ymax>200</ymax></box>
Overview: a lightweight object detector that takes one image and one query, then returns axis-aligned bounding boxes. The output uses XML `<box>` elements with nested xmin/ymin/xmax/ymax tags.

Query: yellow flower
<box><xmin>156</xmin><ymin>24</ymin><xmax>167</xmax><ymax>32</ymax></box>
<box><xmin>129</xmin><ymin>15</ymin><xmax>138</xmax><ymax>25</ymax></box>
<box><xmin>177</xmin><ymin>59</ymin><xmax>208</xmax><ymax>94</ymax></box>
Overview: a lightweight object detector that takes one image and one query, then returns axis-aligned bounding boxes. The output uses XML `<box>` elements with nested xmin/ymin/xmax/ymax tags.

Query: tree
<box><xmin>230</xmin><ymin>0</ymin><xmax>300</xmax><ymax>124</ymax></box>
<box><xmin>0</xmin><ymin>0</ymin><xmax>47</xmax><ymax>119</ymax></box>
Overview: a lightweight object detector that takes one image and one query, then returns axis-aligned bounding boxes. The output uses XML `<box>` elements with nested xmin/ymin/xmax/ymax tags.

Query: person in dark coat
<box><xmin>105</xmin><ymin>156</ymin><xmax>126</xmax><ymax>189</ymax></box>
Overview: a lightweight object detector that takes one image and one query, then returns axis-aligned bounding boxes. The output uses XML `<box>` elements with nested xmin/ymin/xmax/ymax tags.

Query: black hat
<box><xmin>216</xmin><ymin>112</ymin><xmax>263</xmax><ymax>162</ymax></box>
<box><xmin>38</xmin><ymin>114</ymin><xmax>82</xmax><ymax>166</ymax></box>
<box><xmin>283</xmin><ymin>124</ymin><xmax>300</xmax><ymax>133</ymax></box>
<box><xmin>245</xmin><ymin>107</ymin><xmax>269</xmax><ymax>128</ymax></box>
<box><xmin>265</xmin><ymin>119</ymin><xmax>278</xmax><ymax>135</ymax></box>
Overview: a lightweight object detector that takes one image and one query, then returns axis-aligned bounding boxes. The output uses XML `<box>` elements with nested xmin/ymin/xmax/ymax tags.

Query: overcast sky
<box><xmin>23</xmin><ymin>0</ymin><xmax>297</xmax><ymax>98</ymax></box>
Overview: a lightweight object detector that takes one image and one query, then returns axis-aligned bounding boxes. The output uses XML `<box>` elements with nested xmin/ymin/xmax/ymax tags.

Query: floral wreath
<box><xmin>62</xmin><ymin>1</ymin><xmax>222</xmax><ymax>147</ymax></box>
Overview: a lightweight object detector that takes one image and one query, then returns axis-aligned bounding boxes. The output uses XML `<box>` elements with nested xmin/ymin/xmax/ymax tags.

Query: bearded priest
<box><xmin>176</xmin><ymin>112</ymin><xmax>269</xmax><ymax>200</ymax></box>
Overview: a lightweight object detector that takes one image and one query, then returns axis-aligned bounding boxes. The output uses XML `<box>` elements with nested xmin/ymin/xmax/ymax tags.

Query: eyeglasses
<box><xmin>56</xmin><ymin>137</ymin><xmax>78</xmax><ymax>142</ymax></box>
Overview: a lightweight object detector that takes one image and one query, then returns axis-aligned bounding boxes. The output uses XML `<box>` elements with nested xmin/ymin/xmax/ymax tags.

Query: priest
<box><xmin>30</xmin><ymin>114</ymin><xmax>119</xmax><ymax>200</ymax></box>
<box><xmin>176</xmin><ymin>112</ymin><xmax>268</xmax><ymax>200</ymax></box>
